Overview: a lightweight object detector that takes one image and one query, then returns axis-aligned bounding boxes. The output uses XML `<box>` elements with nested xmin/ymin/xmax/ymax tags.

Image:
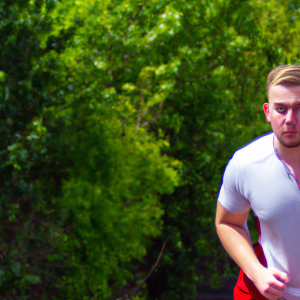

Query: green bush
<box><xmin>1</xmin><ymin>0</ymin><xmax>300</xmax><ymax>299</ymax></box>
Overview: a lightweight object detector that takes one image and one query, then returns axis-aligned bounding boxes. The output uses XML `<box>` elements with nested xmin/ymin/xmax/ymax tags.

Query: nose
<box><xmin>285</xmin><ymin>109</ymin><xmax>295</xmax><ymax>125</ymax></box>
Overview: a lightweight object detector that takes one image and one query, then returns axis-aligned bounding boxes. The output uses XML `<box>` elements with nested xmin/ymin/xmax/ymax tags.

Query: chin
<box><xmin>278</xmin><ymin>137</ymin><xmax>300</xmax><ymax>148</ymax></box>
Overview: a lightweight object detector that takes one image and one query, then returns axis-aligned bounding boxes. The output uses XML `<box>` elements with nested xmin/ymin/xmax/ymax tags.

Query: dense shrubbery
<box><xmin>1</xmin><ymin>0</ymin><xmax>300</xmax><ymax>298</ymax></box>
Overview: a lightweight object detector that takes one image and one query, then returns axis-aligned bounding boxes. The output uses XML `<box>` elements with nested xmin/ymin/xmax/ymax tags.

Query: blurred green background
<box><xmin>1</xmin><ymin>0</ymin><xmax>300</xmax><ymax>299</ymax></box>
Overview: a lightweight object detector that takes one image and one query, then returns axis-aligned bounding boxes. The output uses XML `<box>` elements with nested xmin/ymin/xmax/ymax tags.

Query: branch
<box><xmin>120</xmin><ymin>0</ymin><xmax>149</xmax><ymax>40</ymax></box>
<box><xmin>0</xmin><ymin>247</ymin><xmax>6</xmax><ymax>259</ymax></box>
<box><xmin>65</xmin><ymin>259</ymin><xmax>87</xmax><ymax>269</ymax></box>
<box><xmin>48</xmin><ymin>223</ymin><xmax>75</xmax><ymax>243</ymax></box>
<box><xmin>127</xmin><ymin>0</ymin><xmax>149</xmax><ymax>29</ymax></box>
<box><xmin>0</xmin><ymin>247</ymin><xmax>6</xmax><ymax>256</ymax></box>
<box><xmin>47</xmin><ymin>223</ymin><xmax>75</xmax><ymax>255</ymax></box>
<box><xmin>129</xmin><ymin>239</ymin><xmax>167</xmax><ymax>298</ymax></box>
<box><xmin>64</xmin><ymin>241</ymin><xmax>83</xmax><ymax>258</ymax></box>
<box><xmin>135</xmin><ymin>94</ymin><xmax>145</xmax><ymax>132</ymax></box>
<box><xmin>140</xmin><ymin>101</ymin><xmax>164</xmax><ymax>127</ymax></box>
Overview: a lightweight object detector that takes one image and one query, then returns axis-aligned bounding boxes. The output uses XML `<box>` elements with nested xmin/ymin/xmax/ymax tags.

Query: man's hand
<box><xmin>215</xmin><ymin>202</ymin><xmax>290</xmax><ymax>300</ymax></box>
<box><xmin>251</xmin><ymin>267</ymin><xmax>289</xmax><ymax>300</ymax></box>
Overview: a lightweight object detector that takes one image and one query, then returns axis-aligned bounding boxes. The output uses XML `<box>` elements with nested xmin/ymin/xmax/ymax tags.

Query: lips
<box><xmin>283</xmin><ymin>132</ymin><xmax>298</xmax><ymax>135</ymax></box>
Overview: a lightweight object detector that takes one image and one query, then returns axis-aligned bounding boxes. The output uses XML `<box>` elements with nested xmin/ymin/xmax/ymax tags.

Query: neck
<box><xmin>274</xmin><ymin>135</ymin><xmax>300</xmax><ymax>165</ymax></box>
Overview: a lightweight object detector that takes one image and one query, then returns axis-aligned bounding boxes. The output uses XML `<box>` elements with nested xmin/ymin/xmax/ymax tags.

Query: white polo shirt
<box><xmin>218</xmin><ymin>132</ymin><xmax>300</xmax><ymax>299</ymax></box>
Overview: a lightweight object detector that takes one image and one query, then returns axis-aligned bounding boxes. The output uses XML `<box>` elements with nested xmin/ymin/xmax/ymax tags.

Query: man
<box><xmin>215</xmin><ymin>65</ymin><xmax>300</xmax><ymax>300</ymax></box>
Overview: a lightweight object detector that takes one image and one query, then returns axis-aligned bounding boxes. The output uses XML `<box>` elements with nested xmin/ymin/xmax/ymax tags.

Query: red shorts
<box><xmin>233</xmin><ymin>242</ymin><xmax>268</xmax><ymax>300</ymax></box>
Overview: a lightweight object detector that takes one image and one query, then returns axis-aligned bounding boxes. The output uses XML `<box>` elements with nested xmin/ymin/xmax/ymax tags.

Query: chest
<box><xmin>240</xmin><ymin>160</ymin><xmax>300</xmax><ymax>225</ymax></box>
<box><xmin>284</xmin><ymin>163</ymin><xmax>300</xmax><ymax>187</ymax></box>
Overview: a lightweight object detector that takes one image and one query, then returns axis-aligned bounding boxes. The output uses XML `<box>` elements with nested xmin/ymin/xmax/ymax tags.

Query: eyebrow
<box><xmin>273</xmin><ymin>102</ymin><xmax>300</xmax><ymax>105</ymax></box>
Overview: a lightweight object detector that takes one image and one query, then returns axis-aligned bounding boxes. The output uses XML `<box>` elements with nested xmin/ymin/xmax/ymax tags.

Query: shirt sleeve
<box><xmin>218</xmin><ymin>155</ymin><xmax>251</xmax><ymax>214</ymax></box>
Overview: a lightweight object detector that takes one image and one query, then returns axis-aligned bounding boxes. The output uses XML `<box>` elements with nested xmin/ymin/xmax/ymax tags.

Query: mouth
<box><xmin>283</xmin><ymin>131</ymin><xmax>298</xmax><ymax>135</ymax></box>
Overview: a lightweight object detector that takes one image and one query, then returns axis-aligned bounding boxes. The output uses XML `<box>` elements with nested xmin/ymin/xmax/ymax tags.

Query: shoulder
<box><xmin>230</xmin><ymin>132</ymin><xmax>274</xmax><ymax>166</ymax></box>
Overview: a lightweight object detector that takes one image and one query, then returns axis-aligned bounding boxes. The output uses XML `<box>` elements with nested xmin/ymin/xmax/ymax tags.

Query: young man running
<box><xmin>215</xmin><ymin>65</ymin><xmax>300</xmax><ymax>300</ymax></box>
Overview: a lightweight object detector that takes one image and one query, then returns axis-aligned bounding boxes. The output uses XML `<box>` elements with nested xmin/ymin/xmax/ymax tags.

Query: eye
<box><xmin>276</xmin><ymin>107</ymin><xmax>285</xmax><ymax>113</ymax></box>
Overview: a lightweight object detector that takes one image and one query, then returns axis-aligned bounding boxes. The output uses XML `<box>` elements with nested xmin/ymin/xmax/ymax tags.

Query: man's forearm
<box><xmin>216</xmin><ymin>222</ymin><xmax>264</xmax><ymax>281</ymax></box>
<box><xmin>215</xmin><ymin>203</ymin><xmax>288</xmax><ymax>299</ymax></box>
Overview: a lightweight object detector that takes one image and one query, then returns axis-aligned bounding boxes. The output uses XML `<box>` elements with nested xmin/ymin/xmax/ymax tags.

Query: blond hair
<box><xmin>267</xmin><ymin>65</ymin><xmax>300</xmax><ymax>92</ymax></box>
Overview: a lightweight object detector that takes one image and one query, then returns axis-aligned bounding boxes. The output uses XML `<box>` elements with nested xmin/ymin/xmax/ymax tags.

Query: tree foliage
<box><xmin>1</xmin><ymin>0</ymin><xmax>300</xmax><ymax>299</ymax></box>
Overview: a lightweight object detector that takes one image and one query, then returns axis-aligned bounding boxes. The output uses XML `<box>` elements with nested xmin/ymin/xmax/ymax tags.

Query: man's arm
<box><xmin>215</xmin><ymin>202</ymin><xmax>289</xmax><ymax>300</ymax></box>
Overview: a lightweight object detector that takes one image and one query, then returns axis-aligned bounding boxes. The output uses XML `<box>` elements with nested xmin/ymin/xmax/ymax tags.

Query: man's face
<box><xmin>264</xmin><ymin>84</ymin><xmax>300</xmax><ymax>148</ymax></box>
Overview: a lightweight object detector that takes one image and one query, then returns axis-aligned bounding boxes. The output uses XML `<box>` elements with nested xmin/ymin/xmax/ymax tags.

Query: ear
<box><xmin>263</xmin><ymin>103</ymin><xmax>271</xmax><ymax>123</ymax></box>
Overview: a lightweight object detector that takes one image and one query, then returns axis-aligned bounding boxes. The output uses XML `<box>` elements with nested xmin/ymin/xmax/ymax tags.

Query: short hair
<box><xmin>267</xmin><ymin>64</ymin><xmax>300</xmax><ymax>92</ymax></box>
